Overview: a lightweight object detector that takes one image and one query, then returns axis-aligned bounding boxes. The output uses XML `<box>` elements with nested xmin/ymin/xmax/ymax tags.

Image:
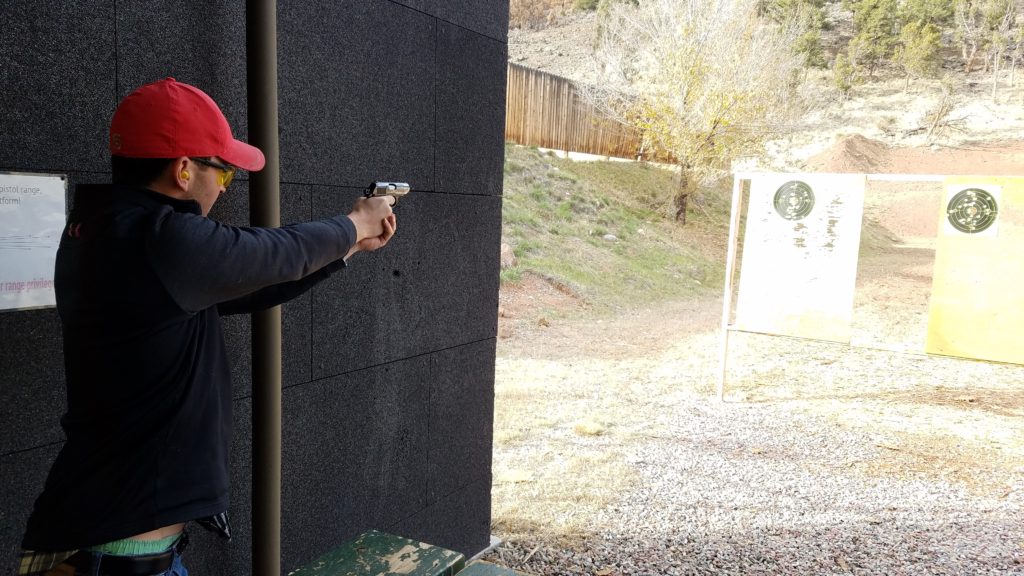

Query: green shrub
<box><xmin>529</xmin><ymin>184</ymin><xmax>550</xmax><ymax>203</ymax></box>
<box><xmin>513</xmin><ymin>239</ymin><xmax>542</xmax><ymax>257</ymax></box>
<box><xmin>833</xmin><ymin>52</ymin><xmax>856</xmax><ymax>99</ymax></box>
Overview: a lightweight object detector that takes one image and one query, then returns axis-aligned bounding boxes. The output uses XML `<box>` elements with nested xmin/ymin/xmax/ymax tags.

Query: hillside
<box><xmin>498</xmin><ymin>144</ymin><xmax>731</xmax><ymax>339</ymax></box>
<box><xmin>508</xmin><ymin>8</ymin><xmax>1024</xmax><ymax>170</ymax></box>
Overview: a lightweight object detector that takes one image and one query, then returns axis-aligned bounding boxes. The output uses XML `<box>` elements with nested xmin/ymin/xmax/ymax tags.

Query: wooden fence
<box><xmin>505</xmin><ymin>63</ymin><xmax>647</xmax><ymax>160</ymax></box>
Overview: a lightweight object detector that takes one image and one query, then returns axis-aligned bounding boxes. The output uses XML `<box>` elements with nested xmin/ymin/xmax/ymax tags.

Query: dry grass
<box><xmin>863</xmin><ymin>433</ymin><xmax>1021</xmax><ymax>495</ymax></box>
<box><xmin>723</xmin><ymin>330</ymin><xmax>1024</xmax><ymax>496</ymax></box>
<box><xmin>492</xmin><ymin>366</ymin><xmax>638</xmax><ymax>542</ymax></box>
<box><xmin>492</xmin><ymin>445</ymin><xmax>635</xmax><ymax>544</ymax></box>
<box><xmin>493</xmin><ymin>296</ymin><xmax>724</xmax><ymax>543</ymax></box>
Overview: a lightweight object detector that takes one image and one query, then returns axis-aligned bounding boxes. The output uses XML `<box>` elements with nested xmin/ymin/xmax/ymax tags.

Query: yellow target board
<box><xmin>735</xmin><ymin>173</ymin><xmax>866</xmax><ymax>342</ymax></box>
<box><xmin>926</xmin><ymin>176</ymin><xmax>1024</xmax><ymax>364</ymax></box>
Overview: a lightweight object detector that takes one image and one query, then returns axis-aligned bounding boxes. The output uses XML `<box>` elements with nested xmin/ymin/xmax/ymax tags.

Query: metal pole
<box><xmin>247</xmin><ymin>1</ymin><xmax>281</xmax><ymax>574</ymax></box>
<box><xmin>717</xmin><ymin>176</ymin><xmax>745</xmax><ymax>402</ymax></box>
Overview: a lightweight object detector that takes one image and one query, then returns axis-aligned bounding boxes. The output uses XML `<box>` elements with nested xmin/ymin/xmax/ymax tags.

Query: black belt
<box><xmin>64</xmin><ymin>550</ymin><xmax>173</xmax><ymax>576</ymax></box>
<box><xmin>63</xmin><ymin>532</ymin><xmax>187</xmax><ymax>576</ymax></box>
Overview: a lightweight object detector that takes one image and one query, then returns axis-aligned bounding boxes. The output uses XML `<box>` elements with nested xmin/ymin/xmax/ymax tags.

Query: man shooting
<box><xmin>18</xmin><ymin>77</ymin><xmax>397</xmax><ymax>576</ymax></box>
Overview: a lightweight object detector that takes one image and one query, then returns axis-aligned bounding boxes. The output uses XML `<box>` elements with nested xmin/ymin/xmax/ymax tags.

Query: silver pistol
<box><xmin>365</xmin><ymin>182</ymin><xmax>411</xmax><ymax>207</ymax></box>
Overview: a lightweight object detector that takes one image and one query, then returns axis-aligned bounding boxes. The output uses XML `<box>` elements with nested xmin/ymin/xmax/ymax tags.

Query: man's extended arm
<box><xmin>148</xmin><ymin>197</ymin><xmax>394</xmax><ymax>314</ymax></box>
<box><xmin>215</xmin><ymin>257</ymin><xmax>347</xmax><ymax>316</ymax></box>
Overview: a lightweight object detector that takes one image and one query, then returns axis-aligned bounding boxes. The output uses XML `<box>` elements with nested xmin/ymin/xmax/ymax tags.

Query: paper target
<box><xmin>946</xmin><ymin>188</ymin><xmax>998</xmax><ymax>234</ymax></box>
<box><xmin>736</xmin><ymin>173</ymin><xmax>865</xmax><ymax>343</ymax></box>
<box><xmin>929</xmin><ymin>176</ymin><xmax>1024</xmax><ymax>365</ymax></box>
<box><xmin>773</xmin><ymin>181</ymin><xmax>815</xmax><ymax>220</ymax></box>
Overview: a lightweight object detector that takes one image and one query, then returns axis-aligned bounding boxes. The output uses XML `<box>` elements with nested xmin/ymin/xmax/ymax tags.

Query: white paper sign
<box><xmin>734</xmin><ymin>173</ymin><xmax>866</xmax><ymax>342</ymax></box>
<box><xmin>0</xmin><ymin>173</ymin><xmax>67</xmax><ymax>311</ymax></box>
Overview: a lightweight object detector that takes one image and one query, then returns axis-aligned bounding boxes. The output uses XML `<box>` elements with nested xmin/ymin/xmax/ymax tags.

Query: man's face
<box><xmin>188</xmin><ymin>157</ymin><xmax>233</xmax><ymax>216</ymax></box>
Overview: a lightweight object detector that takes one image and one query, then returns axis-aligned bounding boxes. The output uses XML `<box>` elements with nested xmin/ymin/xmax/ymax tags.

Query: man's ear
<box><xmin>169</xmin><ymin>157</ymin><xmax>192</xmax><ymax>191</ymax></box>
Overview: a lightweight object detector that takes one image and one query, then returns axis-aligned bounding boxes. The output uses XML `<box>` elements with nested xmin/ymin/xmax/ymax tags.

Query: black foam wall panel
<box><xmin>0</xmin><ymin>1</ymin><xmax>507</xmax><ymax>572</ymax></box>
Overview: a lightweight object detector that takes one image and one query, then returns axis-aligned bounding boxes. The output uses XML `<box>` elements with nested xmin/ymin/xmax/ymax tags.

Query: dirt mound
<box><xmin>804</xmin><ymin>134</ymin><xmax>1024</xmax><ymax>176</ymax></box>
<box><xmin>888</xmin><ymin>142</ymin><xmax>1024</xmax><ymax>176</ymax></box>
<box><xmin>804</xmin><ymin>134</ymin><xmax>892</xmax><ymax>173</ymax></box>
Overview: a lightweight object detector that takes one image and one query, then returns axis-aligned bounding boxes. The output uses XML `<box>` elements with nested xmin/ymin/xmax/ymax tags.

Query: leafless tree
<box><xmin>956</xmin><ymin>0</ymin><xmax>987</xmax><ymax>72</ymax></box>
<box><xmin>987</xmin><ymin>1</ymin><xmax>1017</xmax><ymax>99</ymax></box>
<box><xmin>583</xmin><ymin>0</ymin><xmax>808</xmax><ymax>224</ymax></box>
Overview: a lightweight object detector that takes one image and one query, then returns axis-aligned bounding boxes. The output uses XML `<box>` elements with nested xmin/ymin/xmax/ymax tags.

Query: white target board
<box><xmin>734</xmin><ymin>173</ymin><xmax>866</xmax><ymax>342</ymax></box>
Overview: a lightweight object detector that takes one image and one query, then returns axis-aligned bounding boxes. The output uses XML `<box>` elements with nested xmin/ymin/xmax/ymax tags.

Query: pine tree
<box><xmin>833</xmin><ymin>51</ymin><xmax>857</xmax><ymax>99</ymax></box>
<box><xmin>845</xmin><ymin>0</ymin><xmax>901</xmax><ymax>76</ymax></box>
<box><xmin>895</xmin><ymin>21</ymin><xmax>943</xmax><ymax>89</ymax></box>
<box><xmin>759</xmin><ymin>0</ymin><xmax>829</xmax><ymax>68</ymax></box>
<box><xmin>899</xmin><ymin>0</ymin><xmax>954</xmax><ymax>28</ymax></box>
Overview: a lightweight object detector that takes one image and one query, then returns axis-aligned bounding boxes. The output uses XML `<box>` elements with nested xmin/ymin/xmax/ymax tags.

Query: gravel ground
<box><xmin>487</xmin><ymin>247</ymin><xmax>1023</xmax><ymax>575</ymax></box>
<box><xmin>488</xmin><ymin>392</ymin><xmax>1023</xmax><ymax>575</ymax></box>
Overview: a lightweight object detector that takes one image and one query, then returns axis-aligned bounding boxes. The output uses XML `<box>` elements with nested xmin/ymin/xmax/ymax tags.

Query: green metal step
<box><xmin>287</xmin><ymin>530</ymin><xmax>466</xmax><ymax>576</ymax></box>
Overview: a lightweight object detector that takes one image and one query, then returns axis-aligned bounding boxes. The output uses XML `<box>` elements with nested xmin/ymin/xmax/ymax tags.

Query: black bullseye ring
<box><xmin>947</xmin><ymin>188</ymin><xmax>998</xmax><ymax>234</ymax></box>
<box><xmin>773</xmin><ymin>181</ymin><xmax>815</xmax><ymax>221</ymax></box>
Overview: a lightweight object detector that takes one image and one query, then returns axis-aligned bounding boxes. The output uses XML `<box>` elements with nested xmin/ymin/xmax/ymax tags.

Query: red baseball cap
<box><xmin>109</xmin><ymin>77</ymin><xmax>265</xmax><ymax>172</ymax></box>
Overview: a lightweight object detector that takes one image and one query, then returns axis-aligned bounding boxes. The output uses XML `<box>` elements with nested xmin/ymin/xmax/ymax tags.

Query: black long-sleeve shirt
<box><xmin>22</xmin><ymin>184</ymin><xmax>355</xmax><ymax>550</ymax></box>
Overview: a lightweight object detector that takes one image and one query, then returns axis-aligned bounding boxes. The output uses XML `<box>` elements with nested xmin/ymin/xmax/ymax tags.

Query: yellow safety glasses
<box><xmin>190</xmin><ymin>157</ymin><xmax>237</xmax><ymax>188</ymax></box>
